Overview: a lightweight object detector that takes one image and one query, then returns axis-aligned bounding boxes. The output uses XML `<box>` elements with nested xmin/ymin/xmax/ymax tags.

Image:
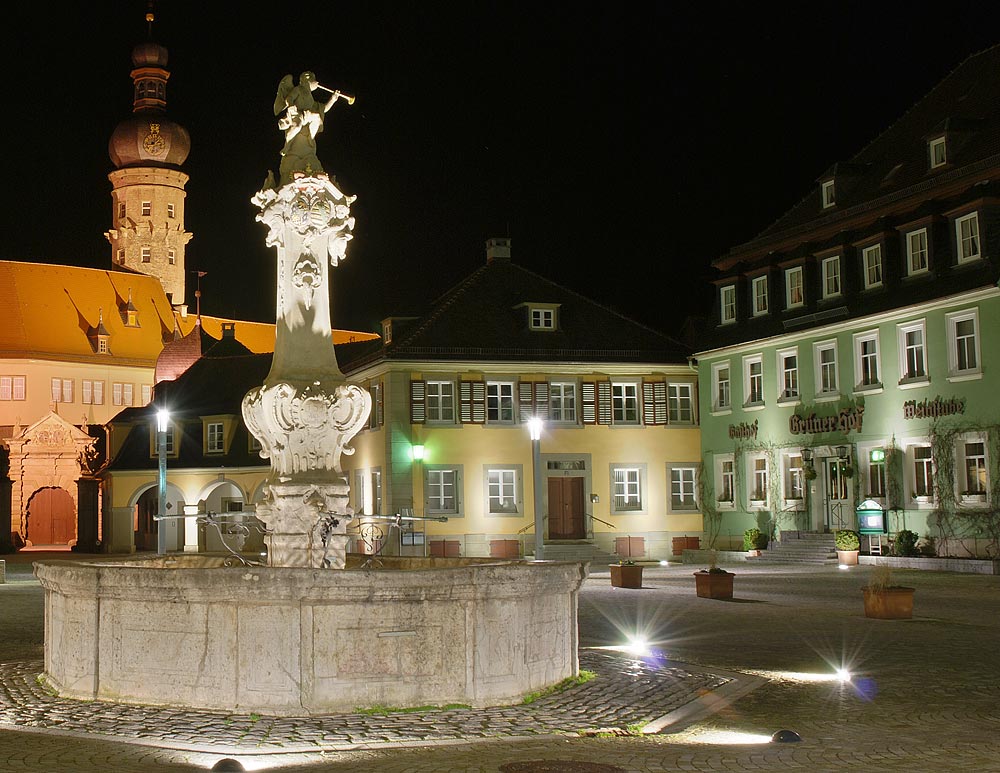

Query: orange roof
<box><xmin>173</xmin><ymin>315</ymin><xmax>379</xmax><ymax>351</ymax></box>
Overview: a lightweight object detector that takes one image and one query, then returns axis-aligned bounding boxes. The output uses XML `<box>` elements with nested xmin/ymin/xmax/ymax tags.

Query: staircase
<box><xmin>757</xmin><ymin>531</ymin><xmax>837</xmax><ymax>565</ymax></box>
<box><xmin>537</xmin><ymin>541</ymin><xmax>617</xmax><ymax>567</ymax></box>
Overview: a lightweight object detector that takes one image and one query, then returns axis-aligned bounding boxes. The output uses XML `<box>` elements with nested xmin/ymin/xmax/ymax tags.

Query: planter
<box><xmin>610</xmin><ymin>564</ymin><xmax>643</xmax><ymax>588</ymax></box>
<box><xmin>746</xmin><ymin>549</ymin><xmax>761</xmax><ymax>557</ymax></box>
<box><xmin>836</xmin><ymin>549</ymin><xmax>860</xmax><ymax>566</ymax></box>
<box><xmin>694</xmin><ymin>570</ymin><xmax>734</xmax><ymax>599</ymax></box>
<box><xmin>862</xmin><ymin>586</ymin><xmax>915</xmax><ymax>619</ymax></box>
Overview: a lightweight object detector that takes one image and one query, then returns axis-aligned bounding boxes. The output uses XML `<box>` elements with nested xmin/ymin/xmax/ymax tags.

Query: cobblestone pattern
<box><xmin>0</xmin><ymin>651</ymin><xmax>731</xmax><ymax>752</ymax></box>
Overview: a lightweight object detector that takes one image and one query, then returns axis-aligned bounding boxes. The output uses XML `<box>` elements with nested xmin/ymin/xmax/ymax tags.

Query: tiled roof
<box><xmin>174</xmin><ymin>315</ymin><xmax>379</xmax><ymax>352</ymax></box>
<box><xmin>344</xmin><ymin>257</ymin><xmax>688</xmax><ymax>370</ymax></box>
<box><xmin>722</xmin><ymin>44</ymin><xmax>1000</xmax><ymax>263</ymax></box>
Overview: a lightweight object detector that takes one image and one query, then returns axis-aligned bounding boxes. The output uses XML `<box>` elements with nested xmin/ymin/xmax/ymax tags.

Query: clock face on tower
<box><xmin>142</xmin><ymin>123</ymin><xmax>166</xmax><ymax>155</ymax></box>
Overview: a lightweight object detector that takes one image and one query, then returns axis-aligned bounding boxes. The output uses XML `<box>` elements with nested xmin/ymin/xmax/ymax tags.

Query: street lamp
<box><xmin>527</xmin><ymin>416</ymin><xmax>544</xmax><ymax>561</ymax></box>
<box><xmin>156</xmin><ymin>408</ymin><xmax>169</xmax><ymax>555</ymax></box>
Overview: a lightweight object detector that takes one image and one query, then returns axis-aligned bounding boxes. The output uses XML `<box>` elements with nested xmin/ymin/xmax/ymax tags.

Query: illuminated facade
<box><xmin>694</xmin><ymin>45</ymin><xmax>1000</xmax><ymax>557</ymax></box>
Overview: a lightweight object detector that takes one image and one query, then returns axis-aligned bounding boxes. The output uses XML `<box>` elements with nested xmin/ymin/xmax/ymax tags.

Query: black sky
<box><xmin>5</xmin><ymin>2</ymin><xmax>1000</xmax><ymax>337</ymax></box>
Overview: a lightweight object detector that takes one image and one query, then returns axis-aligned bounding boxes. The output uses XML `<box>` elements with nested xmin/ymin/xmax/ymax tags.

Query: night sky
<box><xmin>6</xmin><ymin>2</ymin><xmax>1000</xmax><ymax>338</ymax></box>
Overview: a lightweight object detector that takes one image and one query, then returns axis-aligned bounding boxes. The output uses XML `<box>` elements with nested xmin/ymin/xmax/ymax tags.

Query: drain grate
<box><xmin>499</xmin><ymin>762</ymin><xmax>626</xmax><ymax>773</ymax></box>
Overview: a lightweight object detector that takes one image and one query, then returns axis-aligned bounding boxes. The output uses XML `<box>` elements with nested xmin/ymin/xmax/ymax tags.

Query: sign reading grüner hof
<box><xmin>903</xmin><ymin>395</ymin><xmax>966</xmax><ymax>420</ymax></box>
<box><xmin>789</xmin><ymin>405</ymin><xmax>864</xmax><ymax>435</ymax></box>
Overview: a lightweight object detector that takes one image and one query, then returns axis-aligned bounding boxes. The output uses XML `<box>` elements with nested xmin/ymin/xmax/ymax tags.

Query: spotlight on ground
<box><xmin>771</xmin><ymin>729</ymin><xmax>802</xmax><ymax>743</ymax></box>
<box><xmin>838</xmin><ymin>564</ymin><xmax>850</xmax><ymax>570</ymax></box>
<box><xmin>659</xmin><ymin>560</ymin><xmax>669</xmax><ymax>566</ymax></box>
<box><xmin>836</xmin><ymin>668</ymin><xmax>852</xmax><ymax>683</ymax></box>
<box><xmin>212</xmin><ymin>760</ymin><xmax>246</xmax><ymax>772</ymax></box>
<box><xmin>625</xmin><ymin>635</ymin><xmax>651</xmax><ymax>657</ymax></box>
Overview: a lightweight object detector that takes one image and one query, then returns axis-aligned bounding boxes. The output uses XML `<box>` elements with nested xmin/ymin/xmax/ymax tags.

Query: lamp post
<box><xmin>527</xmin><ymin>417</ymin><xmax>544</xmax><ymax>561</ymax></box>
<box><xmin>156</xmin><ymin>408</ymin><xmax>169</xmax><ymax>555</ymax></box>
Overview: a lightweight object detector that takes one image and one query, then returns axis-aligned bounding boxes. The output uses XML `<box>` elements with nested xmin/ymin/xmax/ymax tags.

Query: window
<box><xmin>117</xmin><ymin>248</ymin><xmax>125</xmax><ymax>264</ymax></box>
<box><xmin>929</xmin><ymin>136</ymin><xmax>947</xmax><ymax>168</ymax></box>
<box><xmin>913</xmin><ymin>445</ymin><xmax>933</xmax><ymax>499</ymax></box>
<box><xmin>549</xmin><ymin>382</ymin><xmax>577</xmax><ymax>422</ymax></box>
<box><xmin>712</xmin><ymin>362</ymin><xmax>731</xmax><ymax>412</ymax></box>
<box><xmin>785</xmin><ymin>266</ymin><xmax>804</xmax><ymax>308</ymax></box>
<box><xmin>167</xmin><ymin>203</ymin><xmax>175</xmax><ymax>218</ymax></box>
<box><xmin>955</xmin><ymin>212</ymin><xmax>981</xmax><ymax>263</ymax></box>
<box><xmin>207</xmin><ymin>422</ymin><xmax>225</xmax><ymax>453</ymax></box>
<box><xmin>906</xmin><ymin>229</ymin><xmax>928</xmax><ymax>275</ymax></box>
<box><xmin>947</xmin><ymin>309</ymin><xmax>981</xmax><ymax>377</ymax></box>
<box><xmin>961</xmin><ymin>439</ymin><xmax>988</xmax><ymax>497</ymax></box>
<box><xmin>529</xmin><ymin>306</ymin><xmax>557</xmax><ymax>330</ymax></box>
<box><xmin>720</xmin><ymin>284</ymin><xmax>736</xmax><ymax>324</ymax></box>
<box><xmin>123</xmin><ymin>383</ymin><xmax>133</xmax><ymax>406</ymax></box>
<box><xmin>141</xmin><ymin>384</ymin><xmax>151</xmax><ymax>405</ymax></box>
<box><xmin>168</xmin><ymin>250</ymin><xmax>176</xmax><ymax>265</ymax></box>
<box><xmin>752</xmin><ymin>275</ymin><xmax>768</xmax><ymax>316</ymax></box>
<box><xmin>371</xmin><ymin>469</ymin><xmax>382</xmax><ymax>514</ymax></box>
<box><xmin>853</xmin><ymin>331</ymin><xmax>882</xmax><ymax>390</ymax></box>
<box><xmin>486</xmin><ymin>467</ymin><xmax>520</xmax><ymax>514</ymax></box>
<box><xmin>898</xmin><ymin>320</ymin><xmax>928</xmax><ymax>383</ymax></box>
<box><xmin>749</xmin><ymin>456</ymin><xmax>768</xmax><ymax>505</ymax></box>
<box><xmin>783</xmin><ymin>453</ymin><xmax>805</xmax><ymax>500</ymax></box>
<box><xmin>118</xmin><ymin>202</ymin><xmax>126</xmax><ymax>219</ymax></box>
<box><xmin>141</xmin><ymin>248</ymin><xmax>151</xmax><ymax>263</ymax></box>
<box><xmin>669</xmin><ymin>466</ymin><xmax>698</xmax><ymax>511</ymax></box>
<box><xmin>82</xmin><ymin>379</ymin><xmax>104</xmax><ymax>405</ymax></box>
<box><xmin>486</xmin><ymin>381</ymin><xmax>515</xmax><ymax>424</ymax></box>
<box><xmin>51</xmin><ymin>378</ymin><xmax>73</xmax><ymax>403</ymax></box>
<box><xmin>822</xmin><ymin>256</ymin><xmax>841</xmax><ymax>298</ymax></box>
<box><xmin>113</xmin><ymin>382</ymin><xmax>133</xmax><ymax>406</ymax></box>
<box><xmin>0</xmin><ymin>376</ymin><xmax>26</xmax><ymax>401</ymax></box>
<box><xmin>141</xmin><ymin>201</ymin><xmax>151</xmax><ymax>216</ymax></box>
<box><xmin>426</xmin><ymin>468</ymin><xmax>460</xmax><ymax>514</ymax></box>
<box><xmin>743</xmin><ymin>355</ymin><xmax>764</xmax><ymax>407</ymax></box>
<box><xmin>821</xmin><ymin>179</ymin><xmax>835</xmax><ymax>208</ymax></box>
<box><xmin>867</xmin><ymin>447</ymin><xmax>887</xmax><ymax>498</ymax></box>
<box><xmin>611</xmin><ymin>465</ymin><xmax>644</xmax><ymax>512</ymax></box>
<box><xmin>862</xmin><ymin>244</ymin><xmax>883</xmax><ymax>289</ymax></box>
<box><xmin>354</xmin><ymin>470</ymin><xmax>367</xmax><ymax>515</ymax></box>
<box><xmin>716</xmin><ymin>456</ymin><xmax>735</xmax><ymax>506</ymax></box>
<box><xmin>426</xmin><ymin>381</ymin><xmax>455</xmax><ymax>422</ymax></box>
<box><xmin>777</xmin><ymin>348</ymin><xmax>799</xmax><ymax>401</ymax></box>
<box><xmin>668</xmin><ymin>383</ymin><xmax>693</xmax><ymax>424</ymax></box>
<box><xmin>611</xmin><ymin>382</ymin><xmax>640</xmax><ymax>424</ymax></box>
<box><xmin>814</xmin><ymin>341</ymin><xmax>839</xmax><ymax>396</ymax></box>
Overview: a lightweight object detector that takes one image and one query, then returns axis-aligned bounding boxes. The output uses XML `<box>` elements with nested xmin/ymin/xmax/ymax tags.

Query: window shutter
<box><xmin>410</xmin><ymin>380</ymin><xmax>426</xmax><ymax>424</ymax></box>
<box><xmin>581</xmin><ymin>382</ymin><xmax>596</xmax><ymax>424</ymax></box>
<box><xmin>376</xmin><ymin>380</ymin><xmax>384</xmax><ymax>427</ymax></box>
<box><xmin>471</xmin><ymin>381</ymin><xmax>486</xmax><ymax>423</ymax></box>
<box><xmin>642</xmin><ymin>380</ymin><xmax>667</xmax><ymax>425</ymax></box>
<box><xmin>597</xmin><ymin>381</ymin><xmax>612</xmax><ymax>425</ymax></box>
<box><xmin>460</xmin><ymin>381</ymin><xmax>472</xmax><ymax>423</ymax></box>
<box><xmin>534</xmin><ymin>382</ymin><xmax>549</xmax><ymax>420</ymax></box>
<box><xmin>519</xmin><ymin>381</ymin><xmax>534</xmax><ymax>420</ymax></box>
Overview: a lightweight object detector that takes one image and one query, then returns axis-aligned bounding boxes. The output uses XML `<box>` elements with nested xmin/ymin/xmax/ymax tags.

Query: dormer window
<box><xmin>821</xmin><ymin>180</ymin><xmax>836</xmax><ymax>209</ymax></box>
<box><xmin>382</xmin><ymin>320</ymin><xmax>393</xmax><ymax>344</ymax></box>
<box><xmin>751</xmin><ymin>275</ymin><xmax>768</xmax><ymax>316</ymax></box>
<box><xmin>929</xmin><ymin>136</ymin><xmax>947</xmax><ymax>168</ymax></box>
<box><xmin>527</xmin><ymin>304</ymin><xmax>560</xmax><ymax>331</ymax></box>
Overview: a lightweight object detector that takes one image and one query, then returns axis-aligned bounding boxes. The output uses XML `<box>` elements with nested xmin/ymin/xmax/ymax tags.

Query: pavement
<box><xmin>1</xmin><ymin>552</ymin><xmax>999</xmax><ymax>772</ymax></box>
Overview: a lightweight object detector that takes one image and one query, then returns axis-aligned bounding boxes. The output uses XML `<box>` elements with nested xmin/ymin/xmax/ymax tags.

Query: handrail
<box><xmin>590</xmin><ymin>514</ymin><xmax>615</xmax><ymax>530</ymax></box>
<box><xmin>516</xmin><ymin>514</ymin><xmax>548</xmax><ymax>535</ymax></box>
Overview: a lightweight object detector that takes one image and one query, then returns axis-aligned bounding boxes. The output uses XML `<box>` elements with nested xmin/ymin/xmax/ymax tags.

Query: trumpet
<box><xmin>316</xmin><ymin>84</ymin><xmax>356</xmax><ymax>105</ymax></box>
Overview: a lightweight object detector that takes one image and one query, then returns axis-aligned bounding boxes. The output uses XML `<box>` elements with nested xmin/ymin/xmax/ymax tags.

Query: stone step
<box><xmin>758</xmin><ymin>531</ymin><xmax>838</xmax><ymax>564</ymax></box>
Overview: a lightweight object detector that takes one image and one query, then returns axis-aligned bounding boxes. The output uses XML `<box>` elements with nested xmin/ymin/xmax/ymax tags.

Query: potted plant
<box><xmin>743</xmin><ymin>527</ymin><xmax>768</xmax><ymax>556</ymax></box>
<box><xmin>610</xmin><ymin>559</ymin><xmax>643</xmax><ymax>588</ymax></box>
<box><xmin>862</xmin><ymin>565</ymin><xmax>914</xmax><ymax>619</ymax></box>
<box><xmin>694</xmin><ymin>550</ymin><xmax>734</xmax><ymax>599</ymax></box>
<box><xmin>834</xmin><ymin>528</ymin><xmax>860</xmax><ymax>565</ymax></box>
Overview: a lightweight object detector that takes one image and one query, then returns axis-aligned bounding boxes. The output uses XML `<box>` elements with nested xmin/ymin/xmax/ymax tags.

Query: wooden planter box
<box><xmin>862</xmin><ymin>586</ymin><xmax>915</xmax><ymax>619</ymax></box>
<box><xmin>836</xmin><ymin>549</ymin><xmax>860</xmax><ymax>566</ymax></box>
<box><xmin>610</xmin><ymin>564</ymin><xmax>643</xmax><ymax>588</ymax></box>
<box><xmin>694</xmin><ymin>570</ymin><xmax>734</xmax><ymax>599</ymax></box>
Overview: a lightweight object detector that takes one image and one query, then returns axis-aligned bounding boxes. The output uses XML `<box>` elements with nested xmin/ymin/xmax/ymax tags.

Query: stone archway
<box><xmin>26</xmin><ymin>487</ymin><xmax>75</xmax><ymax>546</ymax></box>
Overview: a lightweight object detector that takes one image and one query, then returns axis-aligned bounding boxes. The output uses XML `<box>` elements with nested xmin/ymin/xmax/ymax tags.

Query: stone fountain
<box><xmin>34</xmin><ymin>72</ymin><xmax>584</xmax><ymax>715</ymax></box>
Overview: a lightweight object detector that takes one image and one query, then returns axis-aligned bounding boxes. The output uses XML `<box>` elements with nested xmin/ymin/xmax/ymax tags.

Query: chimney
<box><xmin>485</xmin><ymin>237</ymin><xmax>511</xmax><ymax>263</ymax></box>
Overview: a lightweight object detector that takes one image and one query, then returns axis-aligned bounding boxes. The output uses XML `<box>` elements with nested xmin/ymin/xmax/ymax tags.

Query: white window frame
<box><xmin>549</xmin><ymin>382</ymin><xmax>577</xmax><ymax>423</ymax></box>
<box><xmin>668</xmin><ymin>383</ymin><xmax>694</xmax><ymax>424</ymax></box>
<box><xmin>426</xmin><ymin>465</ymin><xmax>462</xmax><ymax>516</ymax></box>
<box><xmin>785</xmin><ymin>265</ymin><xmax>804</xmax><ymax>308</ymax></box>
<box><xmin>611</xmin><ymin>464</ymin><xmax>646</xmax><ymax>514</ymax></box>
<box><xmin>715</xmin><ymin>454</ymin><xmax>735</xmax><ymax>509</ymax></box>
<box><xmin>821</xmin><ymin>179</ymin><xmax>835</xmax><ymax>208</ymax></box>
<box><xmin>141</xmin><ymin>384</ymin><xmax>151</xmax><ymax>405</ymax></box>
<box><xmin>141</xmin><ymin>247</ymin><xmax>151</xmax><ymax>263</ymax></box>
<box><xmin>485</xmin><ymin>465</ymin><xmax>522</xmax><ymax>515</ymax></box>
<box><xmin>206</xmin><ymin>421</ymin><xmax>225</xmax><ymax>453</ymax></box>
<box><xmin>141</xmin><ymin>201</ymin><xmax>151</xmax><ymax>217</ymax></box>
<box><xmin>862</xmin><ymin>244</ymin><xmax>883</xmax><ymax>289</ymax></box>
<box><xmin>167</xmin><ymin>202</ymin><xmax>176</xmax><ymax>218</ymax></box>
<box><xmin>0</xmin><ymin>377</ymin><xmax>11</xmax><ymax>401</ymax></box>
<box><xmin>956</xmin><ymin>433</ymin><xmax>989</xmax><ymax>503</ymax></box>
<box><xmin>751</xmin><ymin>275</ymin><xmax>768</xmax><ymax>316</ymax></box>
<box><xmin>668</xmin><ymin>464</ymin><xmax>699</xmax><ymax>512</ymax></box>
<box><xmin>822</xmin><ymin>256</ymin><xmax>841</xmax><ymax>298</ymax></box>
<box><xmin>529</xmin><ymin>306</ymin><xmax>558</xmax><ymax>330</ymax></box>
<box><xmin>720</xmin><ymin>284</ymin><xmax>736</xmax><ymax>324</ymax></box>
<box><xmin>122</xmin><ymin>383</ymin><xmax>133</xmax><ymax>407</ymax></box>
<box><xmin>168</xmin><ymin>249</ymin><xmax>176</xmax><ymax>265</ymax></box>
<box><xmin>929</xmin><ymin>136</ymin><xmax>947</xmax><ymax>168</ymax></box>
<box><xmin>112</xmin><ymin>382</ymin><xmax>123</xmax><ymax>406</ymax></box>
<box><xmin>906</xmin><ymin>229</ymin><xmax>929</xmax><ymax>275</ymax></box>
<box><xmin>486</xmin><ymin>381</ymin><xmax>516</xmax><ymax>424</ymax></box>
<box><xmin>814</xmin><ymin>340</ymin><xmax>840</xmax><ymax>398</ymax></box>
<box><xmin>853</xmin><ymin>330</ymin><xmax>882</xmax><ymax>391</ymax></box>
<box><xmin>946</xmin><ymin>308</ymin><xmax>981</xmax><ymax>379</ymax></box>
<box><xmin>611</xmin><ymin>382</ymin><xmax>640</xmax><ymax>425</ymax></box>
<box><xmin>748</xmin><ymin>454</ymin><xmax>769</xmax><ymax>508</ymax></box>
<box><xmin>426</xmin><ymin>380</ymin><xmax>456</xmax><ymax>423</ymax></box>
<box><xmin>743</xmin><ymin>354</ymin><xmax>764</xmax><ymax>408</ymax></box>
<box><xmin>776</xmin><ymin>347</ymin><xmax>799</xmax><ymax>403</ymax></box>
<box><xmin>711</xmin><ymin>361</ymin><xmax>731</xmax><ymax>413</ymax></box>
<box><xmin>955</xmin><ymin>212</ymin><xmax>981</xmax><ymax>264</ymax></box>
<box><xmin>897</xmin><ymin>319</ymin><xmax>929</xmax><ymax>385</ymax></box>
<box><xmin>782</xmin><ymin>451</ymin><xmax>805</xmax><ymax>504</ymax></box>
<box><xmin>858</xmin><ymin>442</ymin><xmax>888</xmax><ymax>501</ymax></box>
<box><xmin>907</xmin><ymin>441</ymin><xmax>934</xmax><ymax>505</ymax></box>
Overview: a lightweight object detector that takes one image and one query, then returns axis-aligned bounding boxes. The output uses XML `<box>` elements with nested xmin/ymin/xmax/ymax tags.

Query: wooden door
<box><xmin>26</xmin><ymin>488</ymin><xmax>75</xmax><ymax>545</ymax></box>
<box><xmin>547</xmin><ymin>477</ymin><xmax>585</xmax><ymax>539</ymax></box>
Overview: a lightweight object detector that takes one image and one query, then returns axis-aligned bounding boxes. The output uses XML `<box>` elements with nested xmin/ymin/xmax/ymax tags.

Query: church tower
<box><xmin>104</xmin><ymin>9</ymin><xmax>192</xmax><ymax>306</ymax></box>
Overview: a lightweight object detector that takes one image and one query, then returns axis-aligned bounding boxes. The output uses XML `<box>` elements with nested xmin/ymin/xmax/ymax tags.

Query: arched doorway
<box><xmin>135</xmin><ymin>488</ymin><xmax>159</xmax><ymax>552</ymax></box>
<box><xmin>26</xmin><ymin>487</ymin><xmax>75</xmax><ymax>546</ymax></box>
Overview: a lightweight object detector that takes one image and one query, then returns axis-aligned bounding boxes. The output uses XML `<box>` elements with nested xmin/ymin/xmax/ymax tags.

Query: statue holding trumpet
<box><xmin>272</xmin><ymin>71</ymin><xmax>355</xmax><ymax>185</ymax></box>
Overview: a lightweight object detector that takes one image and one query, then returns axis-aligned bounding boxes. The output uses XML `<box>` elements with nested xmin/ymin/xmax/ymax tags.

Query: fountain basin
<box><xmin>34</xmin><ymin>555</ymin><xmax>585</xmax><ymax>715</ymax></box>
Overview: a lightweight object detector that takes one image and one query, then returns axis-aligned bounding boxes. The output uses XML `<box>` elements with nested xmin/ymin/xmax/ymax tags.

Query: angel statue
<box><xmin>272</xmin><ymin>71</ymin><xmax>355</xmax><ymax>185</ymax></box>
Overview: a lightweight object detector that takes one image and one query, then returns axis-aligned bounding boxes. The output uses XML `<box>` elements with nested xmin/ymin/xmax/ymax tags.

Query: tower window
<box><xmin>141</xmin><ymin>248</ymin><xmax>151</xmax><ymax>263</ymax></box>
<box><xmin>167</xmin><ymin>203</ymin><xmax>175</xmax><ymax>218</ymax></box>
<box><xmin>168</xmin><ymin>250</ymin><xmax>176</xmax><ymax>265</ymax></box>
<box><xmin>118</xmin><ymin>202</ymin><xmax>126</xmax><ymax>219</ymax></box>
<box><xmin>141</xmin><ymin>201</ymin><xmax>151</xmax><ymax>217</ymax></box>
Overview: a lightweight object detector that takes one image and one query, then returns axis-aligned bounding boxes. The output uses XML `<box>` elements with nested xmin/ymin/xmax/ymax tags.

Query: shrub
<box><xmin>743</xmin><ymin>528</ymin><xmax>761</xmax><ymax>551</ymax></box>
<box><xmin>834</xmin><ymin>529</ymin><xmax>860</xmax><ymax>551</ymax></box>
<box><xmin>894</xmin><ymin>529</ymin><xmax>920</xmax><ymax>557</ymax></box>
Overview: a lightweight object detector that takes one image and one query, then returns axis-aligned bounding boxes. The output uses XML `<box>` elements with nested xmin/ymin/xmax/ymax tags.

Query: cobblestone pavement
<box><xmin>2</xmin><ymin>553</ymin><xmax>1000</xmax><ymax>771</ymax></box>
